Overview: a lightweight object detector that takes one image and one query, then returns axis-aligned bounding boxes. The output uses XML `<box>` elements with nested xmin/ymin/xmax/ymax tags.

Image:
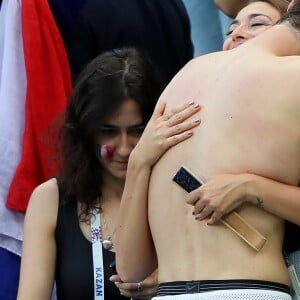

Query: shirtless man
<box><xmin>116</xmin><ymin>4</ymin><xmax>300</xmax><ymax>300</ymax></box>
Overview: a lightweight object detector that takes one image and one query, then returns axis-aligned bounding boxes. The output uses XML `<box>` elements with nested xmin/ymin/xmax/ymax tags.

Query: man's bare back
<box><xmin>117</xmin><ymin>9</ymin><xmax>300</xmax><ymax>300</ymax></box>
<box><xmin>148</xmin><ymin>24</ymin><xmax>300</xmax><ymax>285</ymax></box>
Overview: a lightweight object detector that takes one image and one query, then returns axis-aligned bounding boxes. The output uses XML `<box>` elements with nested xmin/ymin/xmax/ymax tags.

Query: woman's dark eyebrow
<box><xmin>128</xmin><ymin>123</ymin><xmax>145</xmax><ymax>129</ymax></box>
<box><xmin>247</xmin><ymin>13</ymin><xmax>273</xmax><ymax>22</ymax></box>
<box><xmin>99</xmin><ymin>124</ymin><xmax>118</xmax><ymax>129</ymax></box>
<box><xmin>100</xmin><ymin>123</ymin><xmax>144</xmax><ymax>129</ymax></box>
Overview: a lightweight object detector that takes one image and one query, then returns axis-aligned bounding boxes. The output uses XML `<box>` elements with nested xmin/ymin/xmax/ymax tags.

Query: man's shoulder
<box><xmin>271</xmin><ymin>56</ymin><xmax>300</xmax><ymax>82</ymax></box>
<box><xmin>284</xmin><ymin>55</ymin><xmax>300</xmax><ymax>70</ymax></box>
<box><xmin>178</xmin><ymin>51</ymin><xmax>225</xmax><ymax>77</ymax></box>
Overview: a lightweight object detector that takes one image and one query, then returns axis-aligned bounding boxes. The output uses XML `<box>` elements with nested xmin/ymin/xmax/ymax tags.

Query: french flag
<box><xmin>6</xmin><ymin>0</ymin><xmax>72</xmax><ymax>212</ymax></box>
<box><xmin>0</xmin><ymin>0</ymin><xmax>26</xmax><ymax>252</ymax></box>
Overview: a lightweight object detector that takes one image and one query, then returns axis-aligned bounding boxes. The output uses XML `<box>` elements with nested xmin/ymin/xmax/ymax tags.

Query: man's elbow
<box><xmin>214</xmin><ymin>0</ymin><xmax>246</xmax><ymax>18</ymax></box>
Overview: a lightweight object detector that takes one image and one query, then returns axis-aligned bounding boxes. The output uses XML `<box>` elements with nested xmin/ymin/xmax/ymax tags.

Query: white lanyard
<box><xmin>91</xmin><ymin>212</ymin><xmax>105</xmax><ymax>300</ymax></box>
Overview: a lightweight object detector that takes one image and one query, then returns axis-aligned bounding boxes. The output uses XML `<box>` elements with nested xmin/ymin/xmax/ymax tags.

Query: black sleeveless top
<box><xmin>55</xmin><ymin>192</ymin><xmax>128</xmax><ymax>300</ymax></box>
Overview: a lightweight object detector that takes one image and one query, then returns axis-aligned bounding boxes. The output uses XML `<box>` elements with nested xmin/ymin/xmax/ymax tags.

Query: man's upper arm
<box><xmin>214</xmin><ymin>0</ymin><xmax>247</xmax><ymax>18</ymax></box>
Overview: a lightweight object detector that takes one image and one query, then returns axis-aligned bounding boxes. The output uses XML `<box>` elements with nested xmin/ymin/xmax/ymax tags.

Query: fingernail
<box><xmin>194</xmin><ymin>119</ymin><xmax>200</xmax><ymax>123</ymax></box>
<box><xmin>187</xmin><ymin>131</ymin><xmax>193</xmax><ymax>136</ymax></box>
<box><xmin>194</xmin><ymin>103</ymin><xmax>200</xmax><ymax>108</ymax></box>
<box><xmin>188</xmin><ymin>100</ymin><xmax>195</xmax><ymax>105</ymax></box>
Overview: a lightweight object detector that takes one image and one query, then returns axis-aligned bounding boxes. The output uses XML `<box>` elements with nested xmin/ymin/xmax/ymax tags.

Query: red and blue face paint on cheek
<box><xmin>96</xmin><ymin>144</ymin><xmax>115</xmax><ymax>161</ymax></box>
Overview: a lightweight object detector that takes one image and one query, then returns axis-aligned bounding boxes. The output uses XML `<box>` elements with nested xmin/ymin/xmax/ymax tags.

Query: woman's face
<box><xmin>95</xmin><ymin>99</ymin><xmax>144</xmax><ymax>181</ymax></box>
<box><xmin>223</xmin><ymin>2</ymin><xmax>281</xmax><ymax>51</ymax></box>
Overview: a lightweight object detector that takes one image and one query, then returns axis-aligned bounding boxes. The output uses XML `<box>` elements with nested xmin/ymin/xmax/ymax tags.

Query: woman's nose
<box><xmin>231</xmin><ymin>25</ymin><xmax>247</xmax><ymax>42</ymax></box>
<box><xmin>116</xmin><ymin>133</ymin><xmax>134</xmax><ymax>157</ymax></box>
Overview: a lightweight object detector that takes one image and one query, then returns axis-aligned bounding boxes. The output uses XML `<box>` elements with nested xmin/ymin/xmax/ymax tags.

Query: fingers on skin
<box><xmin>207</xmin><ymin>211</ymin><xmax>223</xmax><ymax>225</ymax></box>
<box><xmin>170</xmin><ymin>100</ymin><xmax>198</xmax><ymax>115</ymax></box>
<box><xmin>186</xmin><ymin>195</ymin><xmax>200</xmax><ymax>206</ymax></box>
<box><xmin>116</xmin><ymin>282</ymin><xmax>140</xmax><ymax>297</ymax></box>
<box><xmin>194</xmin><ymin>201</ymin><xmax>210</xmax><ymax>220</ymax></box>
<box><xmin>165</xmin><ymin>129</ymin><xmax>193</xmax><ymax>147</ymax></box>
<box><xmin>167</xmin><ymin>101</ymin><xmax>201</xmax><ymax>126</ymax></box>
<box><xmin>153</xmin><ymin>100</ymin><xmax>167</xmax><ymax>119</ymax></box>
<box><xmin>116</xmin><ymin>270</ymin><xmax>158</xmax><ymax>298</ymax></box>
<box><xmin>190</xmin><ymin>191</ymin><xmax>224</xmax><ymax>223</ymax></box>
<box><xmin>165</xmin><ymin>102</ymin><xmax>201</xmax><ymax>144</ymax></box>
<box><xmin>186</xmin><ymin>183</ymin><xmax>228</xmax><ymax>225</ymax></box>
<box><xmin>117</xmin><ymin>281</ymin><xmax>153</xmax><ymax>298</ymax></box>
<box><xmin>115</xmin><ymin>281</ymin><xmax>137</xmax><ymax>291</ymax></box>
<box><xmin>171</xmin><ymin>118</ymin><xmax>201</xmax><ymax>136</ymax></box>
<box><xmin>186</xmin><ymin>187</ymin><xmax>204</xmax><ymax>205</ymax></box>
<box><xmin>195</xmin><ymin>203</ymin><xmax>213</xmax><ymax>219</ymax></box>
<box><xmin>115</xmin><ymin>280</ymin><xmax>149</xmax><ymax>292</ymax></box>
<box><xmin>194</xmin><ymin>203</ymin><xmax>224</xmax><ymax>224</ymax></box>
<box><xmin>142</xmin><ymin>101</ymin><xmax>201</xmax><ymax>162</ymax></box>
<box><xmin>109</xmin><ymin>275</ymin><xmax>121</xmax><ymax>282</ymax></box>
<box><xmin>161</xmin><ymin>124</ymin><xmax>199</xmax><ymax>149</ymax></box>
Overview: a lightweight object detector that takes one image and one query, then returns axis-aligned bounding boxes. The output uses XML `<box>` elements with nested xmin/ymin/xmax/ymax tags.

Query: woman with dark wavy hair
<box><xmin>17</xmin><ymin>47</ymin><xmax>201</xmax><ymax>300</ymax></box>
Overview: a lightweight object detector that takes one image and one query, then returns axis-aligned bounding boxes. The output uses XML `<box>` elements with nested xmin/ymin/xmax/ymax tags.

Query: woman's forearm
<box><xmin>246</xmin><ymin>174</ymin><xmax>300</xmax><ymax>225</ymax></box>
<box><xmin>116</xmin><ymin>152</ymin><xmax>157</xmax><ymax>283</ymax></box>
<box><xmin>214</xmin><ymin>0</ymin><xmax>247</xmax><ymax>18</ymax></box>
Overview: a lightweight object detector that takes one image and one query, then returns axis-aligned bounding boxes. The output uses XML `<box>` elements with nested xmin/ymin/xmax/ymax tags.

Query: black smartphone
<box><xmin>172</xmin><ymin>166</ymin><xmax>203</xmax><ymax>192</ymax></box>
